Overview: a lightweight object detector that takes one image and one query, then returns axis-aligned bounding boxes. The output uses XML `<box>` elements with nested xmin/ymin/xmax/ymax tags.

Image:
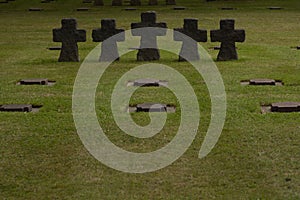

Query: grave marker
<box><xmin>112</xmin><ymin>0</ymin><xmax>122</xmax><ymax>6</ymax></box>
<box><xmin>271</xmin><ymin>102</ymin><xmax>300</xmax><ymax>112</ymax></box>
<box><xmin>18</xmin><ymin>78</ymin><xmax>56</xmax><ymax>86</ymax></box>
<box><xmin>130</xmin><ymin>0</ymin><xmax>141</xmax><ymax>6</ymax></box>
<box><xmin>29</xmin><ymin>8</ymin><xmax>44</xmax><ymax>11</ymax></box>
<box><xmin>174</xmin><ymin>18</ymin><xmax>207</xmax><ymax>61</ymax></box>
<box><xmin>148</xmin><ymin>0</ymin><xmax>158</xmax><ymax>5</ymax></box>
<box><xmin>128</xmin><ymin>79</ymin><xmax>168</xmax><ymax>87</ymax></box>
<box><xmin>173</xmin><ymin>6</ymin><xmax>186</xmax><ymax>10</ymax></box>
<box><xmin>131</xmin><ymin>11</ymin><xmax>167</xmax><ymax>61</ymax></box>
<box><xmin>0</xmin><ymin>104</ymin><xmax>33</xmax><ymax>112</ymax></box>
<box><xmin>92</xmin><ymin>19</ymin><xmax>125</xmax><ymax>61</ymax></box>
<box><xmin>94</xmin><ymin>0</ymin><xmax>104</xmax><ymax>6</ymax></box>
<box><xmin>53</xmin><ymin>18</ymin><xmax>86</xmax><ymax>62</ymax></box>
<box><xmin>76</xmin><ymin>7</ymin><xmax>89</xmax><ymax>11</ymax></box>
<box><xmin>211</xmin><ymin>19</ymin><xmax>245</xmax><ymax>61</ymax></box>
<box><xmin>128</xmin><ymin>103</ymin><xmax>175</xmax><ymax>113</ymax></box>
<box><xmin>166</xmin><ymin>0</ymin><xmax>176</xmax><ymax>5</ymax></box>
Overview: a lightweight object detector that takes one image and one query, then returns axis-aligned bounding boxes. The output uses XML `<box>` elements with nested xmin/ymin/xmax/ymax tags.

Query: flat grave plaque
<box><xmin>271</xmin><ymin>102</ymin><xmax>300</xmax><ymax>113</ymax></box>
<box><xmin>173</xmin><ymin>6</ymin><xmax>186</xmax><ymax>10</ymax></box>
<box><xmin>128</xmin><ymin>79</ymin><xmax>168</xmax><ymax>87</ymax></box>
<box><xmin>29</xmin><ymin>8</ymin><xmax>44</xmax><ymax>11</ymax></box>
<box><xmin>124</xmin><ymin>7</ymin><xmax>137</xmax><ymax>11</ymax></box>
<box><xmin>129</xmin><ymin>103</ymin><xmax>175</xmax><ymax>113</ymax></box>
<box><xmin>220</xmin><ymin>7</ymin><xmax>237</xmax><ymax>10</ymax></box>
<box><xmin>76</xmin><ymin>7</ymin><xmax>90</xmax><ymax>11</ymax></box>
<box><xmin>268</xmin><ymin>7</ymin><xmax>283</xmax><ymax>10</ymax></box>
<box><xmin>18</xmin><ymin>78</ymin><xmax>56</xmax><ymax>86</ymax></box>
<box><xmin>241</xmin><ymin>79</ymin><xmax>283</xmax><ymax>86</ymax></box>
<box><xmin>0</xmin><ymin>104</ymin><xmax>33</xmax><ymax>112</ymax></box>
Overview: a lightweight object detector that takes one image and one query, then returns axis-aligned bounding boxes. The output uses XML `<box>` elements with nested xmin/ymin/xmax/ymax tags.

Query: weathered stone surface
<box><xmin>220</xmin><ymin>7</ymin><xmax>236</xmax><ymax>10</ymax></box>
<box><xmin>268</xmin><ymin>7</ymin><xmax>283</xmax><ymax>10</ymax></box>
<box><xmin>148</xmin><ymin>0</ymin><xmax>158</xmax><ymax>5</ymax></box>
<box><xmin>271</xmin><ymin>102</ymin><xmax>300</xmax><ymax>112</ymax></box>
<box><xmin>130</xmin><ymin>0</ymin><xmax>141</xmax><ymax>6</ymax></box>
<box><xmin>76</xmin><ymin>7</ymin><xmax>89</xmax><ymax>11</ymax></box>
<box><xmin>173</xmin><ymin>6</ymin><xmax>186</xmax><ymax>10</ymax></box>
<box><xmin>112</xmin><ymin>0</ymin><xmax>122</xmax><ymax>6</ymax></box>
<box><xmin>92</xmin><ymin>19</ymin><xmax>125</xmax><ymax>61</ymax></box>
<box><xmin>29</xmin><ymin>8</ymin><xmax>44</xmax><ymax>11</ymax></box>
<box><xmin>53</xmin><ymin>18</ymin><xmax>86</xmax><ymax>62</ymax></box>
<box><xmin>0</xmin><ymin>104</ymin><xmax>33</xmax><ymax>112</ymax></box>
<box><xmin>83</xmin><ymin>0</ymin><xmax>92</xmax><ymax>3</ymax></box>
<box><xmin>124</xmin><ymin>7</ymin><xmax>137</xmax><ymax>11</ymax></box>
<box><xmin>136</xmin><ymin>103</ymin><xmax>167</xmax><ymax>112</ymax></box>
<box><xmin>132</xmin><ymin>79</ymin><xmax>167</xmax><ymax>87</ymax></box>
<box><xmin>174</xmin><ymin>18</ymin><xmax>207</xmax><ymax>61</ymax></box>
<box><xmin>131</xmin><ymin>11</ymin><xmax>167</xmax><ymax>61</ymax></box>
<box><xmin>249</xmin><ymin>79</ymin><xmax>276</xmax><ymax>86</ymax></box>
<box><xmin>94</xmin><ymin>0</ymin><xmax>104</xmax><ymax>6</ymax></box>
<box><xmin>211</xmin><ymin>19</ymin><xmax>245</xmax><ymax>61</ymax></box>
<box><xmin>166</xmin><ymin>0</ymin><xmax>176</xmax><ymax>5</ymax></box>
<box><xmin>20</xmin><ymin>79</ymin><xmax>49</xmax><ymax>85</ymax></box>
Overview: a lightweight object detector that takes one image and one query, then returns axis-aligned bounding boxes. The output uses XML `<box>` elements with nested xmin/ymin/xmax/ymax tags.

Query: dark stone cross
<box><xmin>112</xmin><ymin>0</ymin><xmax>122</xmax><ymax>6</ymax></box>
<box><xmin>131</xmin><ymin>11</ymin><xmax>167</xmax><ymax>61</ymax></box>
<box><xmin>174</xmin><ymin>18</ymin><xmax>207</xmax><ymax>61</ymax></box>
<box><xmin>148</xmin><ymin>0</ymin><xmax>158</xmax><ymax>5</ymax></box>
<box><xmin>94</xmin><ymin>0</ymin><xmax>104</xmax><ymax>6</ymax></box>
<box><xmin>130</xmin><ymin>0</ymin><xmax>141</xmax><ymax>6</ymax></box>
<box><xmin>53</xmin><ymin>18</ymin><xmax>86</xmax><ymax>62</ymax></box>
<box><xmin>166</xmin><ymin>0</ymin><xmax>176</xmax><ymax>5</ymax></box>
<box><xmin>92</xmin><ymin>19</ymin><xmax>125</xmax><ymax>62</ymax></box>
<box><xmin>210</xmin><ymin>19</ymin><xmax>245</xmax><ymax>61</ymax></box>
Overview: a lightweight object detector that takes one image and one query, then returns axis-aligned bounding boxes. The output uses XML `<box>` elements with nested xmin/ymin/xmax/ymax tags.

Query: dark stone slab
<box><xmin>41</xmin><ymin>0</ymin><xmax>51</xmax><ymax>3</ymax></box>
<box><xmin>53</xmin><ymin>18</ymin><xmax>86</xmax><ymax>62</ymax></box>
<box><xmin>136</xmin><ymin>103</ymin><xmax>167</xmax><ymax>112</ymax></box>
<box><xmin>83</xmin><ymin>0</ymin><xmax>92</xmax><ymax>3</ymax></box>
<box><xmin>250</xmin><ymin>79</ymin><xmax>276</xmax><ymax>85</ymax></box>
<box><xmin>0</xmin><ymin>104</ymin><xmax>33</xmax><ymax>112</ymax></box>
<box><xmin>76</xmin><ymin>7</ymin><xmax>90</xmax><ymax>11</ymax></box>
<box><xmin>94</xmin><ymin>0</ymin><xmax>104</xmax><ymax>6</ymax></box>
<box><xmin>174</xmin><ymin>18</ymin><xmax>207</xmax><ymax>61</ymax></box>
<box><xmin>210</xmin><ymin>19</ymin><xmax>245</xmax><ymax>61</ymax></box>
<box><xmin>166</xmin><ymin>0</ymin><xmax>176</xmax><ymax>5</ymax></box>
<box><xmin>0</xmin><ymin>1</ymin><xmax>8</xmax><ymax>3</ymax></box>
<box><xmin>268</xmin><ymin>7</ymin><xmax>283</xmax><ymax>10</ymax></box>
<box><xmin>19</xmin><ymin>78</ymin><xmax>49</xmax><ymax>85</ymax></box>
<box><xmin>220</xmin><ymin>7</ymin><xmax>237</xmax><ymax>10</ymax></box>
<box><xmin>92</xmin><ymin>19</ymin><xmax>125</xmax><ymax>61</ymax></box>
<box><xmin>173</xmin><ymin>6</ymin><xmax>186</xmax><ymax>10</ymax></box>
<box><xmin>29</xmin><ymin>8</ymin><xmax>44</xmax><ymax>11</ymax></box>
<box><xmin>271</xmin><ymin>102</ymin><xmax>300</xmax><ymax>113</ymax></box>
<box><xmin>297</xmin><ymin>46</ymin><xmax>300</xmax><ymax>50</ymax></box>
<box><xmin>148</xmin><ymin>0</ymin><xmax>158</xmax><ymax>5</ymax></box>
<box><xmin>130</xmin><ymin>0</ymin><xmax>141</xmax><ymax>6</ymax></box>
<box><xmin>112</xmin><ymin>0</ymin><xmax>122</xmax><ymax>6</ymax></box>
<box><xmin>131</xmin><ymin>79</ymin><xmax>168</xmax><ymax>87</ymax></box>
<box><xmin>47</xmin><ymin>46</ymin><xmax>61</xmax><ymax>50</ymax></box>
<box><xmin>131</xmin><ymin>11</ymin><xmax>167</xmax><ymax>61</ymax></box>
<box><xmin>124</xmin><ymin>7</ymin><xmax>137</xmax><ymax>11</ymax></box>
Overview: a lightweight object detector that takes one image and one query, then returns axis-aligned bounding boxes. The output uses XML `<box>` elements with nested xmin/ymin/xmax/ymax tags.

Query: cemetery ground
<box><xmin>0</xmin><ymin>0</ymin><xmax>300</xmax><ymax>199</ymax></box>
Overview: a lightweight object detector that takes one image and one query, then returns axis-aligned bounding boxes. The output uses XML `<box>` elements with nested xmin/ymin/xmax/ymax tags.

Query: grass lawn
<box><xmin>0</xmin><ymin>0</ymin><xmax>300</xmax><ymax>199</ymax></box>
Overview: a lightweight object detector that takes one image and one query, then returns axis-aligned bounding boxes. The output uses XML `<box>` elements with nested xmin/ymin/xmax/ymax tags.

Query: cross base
<box><xmin>137</xmin><ymin>48</ymin><xmax>160</xmax><ymax>61</ymax></box>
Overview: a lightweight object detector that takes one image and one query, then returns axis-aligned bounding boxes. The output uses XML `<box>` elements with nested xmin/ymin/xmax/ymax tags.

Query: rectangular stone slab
<box><xmin>76</xmin><ymin>8</ymin><xmax>89</xmax><ymax>11</ymax></box>
<box><xmin>0</xmin><ymin>104</ymin><xmax>33</xmax><ymax>112</ymax></box>
<box><xmin>136</xmin><ymin>103</ymin><xmax>167</xmax><ymax>112</ymax></box>
<box><xmin>249</xmin><ymin>79</ymin><xmax>276</xmax><ymax>85</ymax></box>
<box><xmin>29</xmin><ymin>8</ymin><xmax>44</xmax><ymax>11</ymax></box>
<box><xmin>271</xmin><ymin>102</ymin><xmax>300</xmax><ymax>112</ymax></box>
<box><xmin>20</xmin><ymin>79</ymin><xmax>49</xmax><ymax>85</ymax></box>
<box><xmin>47</xmin><ymin>46</ymin><xmax>61</xmax><ymax>50</ymax></box>
<box><xmin>173</xmin><ymin>7</ymin><xmax>186</xmax><ymax>10</ymax></box>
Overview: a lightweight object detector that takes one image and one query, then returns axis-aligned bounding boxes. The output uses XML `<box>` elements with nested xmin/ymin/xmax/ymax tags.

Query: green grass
<box><xmin>1</xmin><ymin>0</ymin><xmax>300</xmax><ymax>199</ymax></box>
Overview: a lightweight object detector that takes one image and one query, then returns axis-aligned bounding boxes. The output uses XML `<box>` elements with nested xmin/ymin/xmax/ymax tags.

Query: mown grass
<box><xmin>0</xmin><ymin>0</ymin><xmax>300</xmax><ymax>199</ymax></box>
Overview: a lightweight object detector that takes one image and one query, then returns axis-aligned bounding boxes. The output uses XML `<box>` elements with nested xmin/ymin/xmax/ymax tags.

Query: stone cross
<box><xmin>210</xmin><ymin>19</ymin><xmax>245</xmax><ymax>61</ymax></box>
<box><xmin>131</xmin><ymin>11</ymin><xmax>167</xmax><ymax>61</ymax></box>
<box><xmin>174</xmin><ymin>18</ymin><xmax>207</xmax><ymax>61</ymax></box>
<box><xmin>112</xmin><ymin>0</ymin><xmax>122</xmax><ymax>6</ymax></box>
<box><xmin>92</xmin><ymin>19</ymin><xmax>125</xmax><ymax>61</ymax></box>
<box><xmin>148</xmin><ymin>0</ymin><xmax>158</xmax><ymax>5</ymax></box>
<box><xmin>53</xmin><ymin>18</ymin><xmax>86</xmax><ymax>62</ymax></box>
<box><xmin>94</xmin><ymin>0</ymin><xmax>104</xmax><ymax>6</ymax></box>
<box><xmin>130</xmin><ymin>0</ymin><xmax>141</xmax><ymax>6</ymax></box>
<box><xmin>166</xmin><ymin>0</ymin><xmax>176</xmax><ymax>5</ymax></box>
